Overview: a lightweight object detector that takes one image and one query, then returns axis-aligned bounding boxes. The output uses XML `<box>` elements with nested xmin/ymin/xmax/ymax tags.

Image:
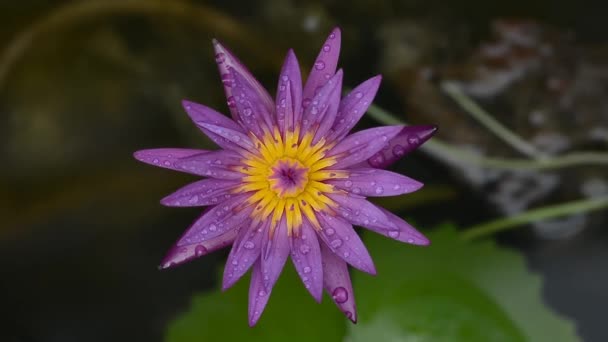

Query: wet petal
<box><xmin>198</xmin><ymin>122</ymin><xmax>254</xmax><ymax>151</ymax></box>
<box><xmin>260</xmin><ymin>217</ymin><xmax>291</xmax><ymax>291</ymax></box>
<box><xmin>327</xmin><ymin>168</ymin><xmax>423</xmax><ymax>197</ymax></box>
<box><xmin>248</xmin><ymin>261</ymin><xmax>271</xmax><ymax>326</ymax></box>
<box><xmin>159</xmin><ymin>229</ymin><xmax>238</xmax><ymax>269</ymax></box>
<box><xmin>133</xmin><ymin>148</ymin><xmax>208</xmax><ymax>172</ymax></box>
<box><xmin>291</xmin><ymin>220</ymin><xmax>323</xmax><ymax>302</ymax></box>
<box><xmin>300</xmin><ymin>70</ymin><xmax>343</xmax><ymax>144</ymax></box>
<box><xmin>327</xmin><ymin>193</ymin><xmax>396</xmax><ymax>231</ymax></box>
<box><xmin>230</xmin><ymin>66</ymin><xmax>275</xmax><ymax>137</ymax></box>
<box><xmin>213</xmin><ymin>39</ymin><xmax>274</xmax><ymax>121</ymax></box>
<box><xmin>317</xmin><ymin>212</ymin><xmax>376</xmax><ymax>275</ymax></box>
<box><xmin>182</xmin><ymin>100</ymin><xmax>246</xmax><ymax>151</ymax></box>
<box><xmin>160</xmin><ymin>178</ymin><xmax>239</xmax><ymax>207</ymax></box>
<box><xmin>303</xmin><ymin>27</ymin><xmax>341</xmax><ymax>104</ymax></box>
<box><xmin>329</xmin><ymin>75</ymin><xmax>382</xmax><ymax>141</ymax></box>
<box><xmin>374</xmin><ymin>207</ymin><xmax>430</xmax><ymax>245</ymax></box>
<box><xmin>222</xmin><ymin>221</ymin><xmax>266</xmax><ymax>290</ymax></box>
<box><xmin>321</xmin><ymin>243</ymin><xmax>357</xmax><ymax>323</ymax></box>
<box><xmin>275</xmin><ymin>49</ymin><xmax>303</xmax><ymax>135</ymax></box>
<box><xmin>328</xmin><ymin>126</ymin><xmax>403</xmax><ymax>169</ymax></box>
<box><xmin>176</xmin><ymin>195</ymin><xmax>253</xmax><ymax>246</ymax></box>
<box><xmin>365</xmin><ymin>125</ymin><xmax>438</xmax><ymax>168</ymax></box>
<box><xmin>174</xmin><ymin>150</ymin><xmax>243</xmax><ymax>179</ymax></box>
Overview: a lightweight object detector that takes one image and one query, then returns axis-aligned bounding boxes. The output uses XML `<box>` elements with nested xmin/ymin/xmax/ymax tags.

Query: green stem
<box><xmin>441</xmin><ymin>82</ymin><xmax>544</xmax><ymax>159</ymax></box>
<box><xmin>461</xmin><ymin>195</ymin><xmax>608</xmax><ymax>241</ymax></box>
<box><xmin>365</xmin><ymin>104</ymin><xmax>608</xmax><ymax>170</ymax></box>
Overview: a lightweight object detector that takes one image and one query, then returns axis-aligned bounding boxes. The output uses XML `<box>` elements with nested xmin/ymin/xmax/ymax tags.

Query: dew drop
<box><xmin>303</xmin><ymin>266</ymin><xmax>312</xmax><ymax>274</ymax></box>
<box><xmin>227</xmin><ymin>96</ymin><xmax>236</xmax><ymax>108</ymax></box>
<box><xmin>355</xmin><ymin>92</ymin><xmax>363</xmax><ymax>99</ymax></box>
<box><xmin>407</xmin><ymin>135</ymin><xmax>420</xmax><ymax>145</ymax></box>
<box><xmin>299</xmin><ymin>244</ymin><xmax>311</xmax><ymax>254</ymax></box>
<box><xmin>332</xmin><ymin>287</ymin><xmax>348</xmax><ymax>303</ymax></box>
<box><xmin>330</xmin><ymin>239</ymin><xmax>343</xmax><ymax>248</ymax></box>
<box><xmin>352</xmin><ymin>187</ymin><xmax>361</xmax><ymax>194</ymax></box>
<box><xmin>344</xmin><ymin>180</ymin><xmax>353</xmax><ymax>187</ymax></box>
<box><xmin>388</xmin><ymin>230</ymin><xmax>400</xmax><ymax>238</ymax></box>
<box><xmin>407</xmin><ymin>238</ymin><xmax>415</xmax><ymax>243</ymax></box>
<box><xmin>258</xmin><ymin>290</ymin><xmax>266</xmax><ymax>297</ymax></box>
<box><xmin>325</xmin><ymin>228</ymin><xmax>335</xmax><ymax>236</ymax></box>
<box><xmin>152</xmin><ymin>158</ymin><xmax>159</xmax><ymax>164</ymax></box>
<box><xmin>215</xmin><ymin>52</ymin><xmax>226</xmax><ymax>63</ymax></box>
<box><xmin>393</xmin><ymin>184</ymin><xmax>401</xmax><ymax>190</ymax></box>
<box><xmin>231</xmin><ymin>260</ymin><xmax>238</xmax><ymax>266</ymax></box>
<box><xmin>209</xmin><ymin>224</ymin><xmax>217</xmax><ymax>232</ymax></box>
<box><xmin>387</xmin><ymin>143</ymin><xmax>404</xmax><ymax>158</ymax></box>
<box><xmin>314</xmin><ymin>60</ymin><xmax>326</xmax><ymax>70</ymax></box>
<box><xmin>243</xmin><ymin>107</ymin><xmax>252</xmax><ymax>116</ymax></box>
<box><xmin>194</xmin><ymin>245</ymin><xmax>207</xmax><ymax>256</ymax></box>
<box><xmin>323</xmin><ymin>44</ymin><xmax>331</xmax><ymax>52</ymax></box>
<box><xmin>188</xmin><ymin>195</ymin><xmax>199</xmax><ymax>204</ymax></box>
<box><xmin>375</xmin><ymin>186</ymin><xmax>384</xmax><ymax>195</ymax></box>
<box><xmin>244</xmin><ymin>241</ymin><xmax>255</xmax><ymax>249</ymax></box>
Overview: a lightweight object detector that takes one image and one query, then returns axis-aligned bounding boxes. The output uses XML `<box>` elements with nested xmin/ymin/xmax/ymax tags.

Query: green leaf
<box><xmin>165</xmin><ymin>263</ymin><xmax>346</xmax><ymax>342</ymax></box>
<box><xmin>348</xmin><ymin>225</ymin><xmax>580</xmax><ymax>342</ymax></box>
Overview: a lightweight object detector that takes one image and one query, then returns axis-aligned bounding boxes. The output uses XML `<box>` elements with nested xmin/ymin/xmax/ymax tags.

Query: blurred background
<box><xmin>1</xmin><ymin>0</ymin><xmax>606</xmax><ymax>341</ymax></box>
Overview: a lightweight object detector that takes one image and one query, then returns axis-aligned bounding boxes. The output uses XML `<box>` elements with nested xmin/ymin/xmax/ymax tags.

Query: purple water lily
<box><xmin>134</xmin><ymin>28</ymin><xmax>437</xmax><ymax>326</ymax></box>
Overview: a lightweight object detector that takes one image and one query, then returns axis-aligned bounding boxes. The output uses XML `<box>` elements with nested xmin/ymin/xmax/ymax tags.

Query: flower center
<box><xmin>235</xmin><ymin>127</ymin><xmax>347</xmax><ymax>234</ymax></box>
<box><xmin>269</xmin><ymin>158</ymin><xmax>309</xmax><ymax>198</ymax></box>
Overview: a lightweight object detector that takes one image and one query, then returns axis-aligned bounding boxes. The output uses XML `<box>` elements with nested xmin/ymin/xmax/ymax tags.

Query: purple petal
<box><xmin>133</xmin><ymin>148</ymin><xmax>208</xmax><ymax>172</ymax></box>
<box><xmin>365</xmin><ymin>125</ymin><xmax>438</xmax><ymax>168</ymax></box>
<box><xmin>160</xmin><ymin>178</ymin><xmax>239</xmax><ymax>207</ymax></box>
<box><xmin>317</xmin><ymin>212</ymin><xmax>376</xmax><ymax>275</ymax></box>
<box><xmin>329</xmin><ymin>75</ymin><xmax>382</xmax><ymax>141</ymax></box>
<box><xmin>229</xmin><ymin>66</ymin><xmax>275</xmax><ymax>137</ymax></box>
<box><xmin>291</xmin><ymin>221</ymin><xmax>323</xmax><ymax>302</ymax></box>
<box><xmin>248</xmin><ymin>261</ymin><xmax>271</xmax><ymax>326</ymax></box>
<box><xmin>276</xmin><ymin>49</ymin><xmax>303</xmax><ymax>135</ymax></box>
<box><xmin>327</xmin><ymin>126</ymin><xmax>403</xmax><ymax>169</ymax></box>
<box><xmin>260</xmin><ymin>217</ymin><xmax>291</xmax><ymax>291</ymax></box>
<box><xmin>327</xmin><ymin>193</ymin><xmax>396</xmax><ymax>231</ymax></box>
<box><xmin>198</xmin><ymin>122</ymin><xmax>254</xmax><ymax>151</ymax></box>
<box><xmin>222</xmin><ymin>220</ymin><xmax>266</xmax><ymax>290</ymax></box>
<box><xmin>212</xmin><ymin>39</ymin><xmax>274</xmax><ymax>122</ymax></box>
<box><xmin>373</xmin><ymin>207</ymin><xmax>430</xmax><ymax>246</ymax></box>
<box><xmin>159</xmin><ymin>229</ymin><xmax>237</xmax><ymax>269</ymax></box>
<box><xmin>302</xmin><ymin>28</ymin><xmax>341</xmax><ymax>104</ymax></box>
<box><xmin>174</xmin><ymin>150</ymin><xmax>243</xmax><ymax>179</ymax></box>
<box><xmin>182</xmin><ymin>100</ymin><xmax>247</xmax><ymax>151</ymax></box>
<box><xmin>327</xmin><ymin>168</ymin><xmax>423</xmax><ymax>197</ymax></box>
<box><xmin>299</xmin><ymin>70</ymin><xmax>342</xmax><ymax>144</ymax></box>
<box><xmin>176</xmin><ymin>195</ymin><xmax>253</xmax><ymax>246</ymax></box>
<box><xmin>321</xmin><ymin>243</ymin><xmax>357</xmax><ymax>323</ymax></box>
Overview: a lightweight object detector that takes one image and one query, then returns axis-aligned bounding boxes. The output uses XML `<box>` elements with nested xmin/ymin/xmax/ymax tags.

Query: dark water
<box><xmin>1</xmin><ymin>1</ymin><xmax>606</xmax><ymax>341</ymax></box>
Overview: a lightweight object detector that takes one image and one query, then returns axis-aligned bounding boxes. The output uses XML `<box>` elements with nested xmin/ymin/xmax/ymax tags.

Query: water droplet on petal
<box><xmin>227</xmin><ymin>96</ymin><xmax>236</xmax><ymax>108</ymax></box>
<box><xmin>407</xmin><ymin>238</ymin><xmax>415</xmax><ymax>243</ymax></box>
<box><xmin>314</xmin><ymin>60</ymin><xmax>326</xmax><ymax>70</ymax></box>
<box><xmin>375</xmin><ymin>186</ymin><xmax>384</xmax><ymax>195</ymax></box>
<box><xmin>330</xmin><ymin>239</ymin><xmax>343</xmax><ymax>248</ymax></box>
<box><xmin>194</xmin><ymin>245</ymin><xmax>207</xmax><ymax>256</ymax></box>
<box><xmin>299</xmin><ymin>244</ymin><xmax>310</xmax><ymax>254</ymax></box>
<box><xmin>388</xmin><ymin>230</ymin><xmax>400</xmax><ymax>238</ymax></box>
<box><xmin>244</xmin><ymin>241</ymin><xmax>255</xmax><ymax>249</ymax></box>
<box><xmin>407</xmin><ymin>135</ymin><xmax>420</xmax><ymax>145</ymax></box>
<box><xmin>355</xmin><ymin>92</ymin><xmax>363</xmax><ymax>99</ymax></box>
<box><xmin>393</xmin><ymin>184</ymin><xmax>401</xmax><ymax>190</ymax></box>
<box><xmin>215</xmin><ymin>52</ymin><xmax>226</xmax><ymax>63</ymax></box>
<box><xmin>352</xmin><ymin>187</ymin><xmax>361</xmax><ymax>194</ymax></box>
<box><xmin>344</xmin><ymin>180</ymin><xmax>353</xmax><ymax>187</ymax></box>
<box><xmin>392</xmin><ymin>144</ymin><xmax>405</xmax><ymax>157</ymax></box>
<box><xmin>209</xmin><ymin>224</ymin><xmax>217</xmax><ymax>232</ymax></box>
<box><xmin>323</xmin><ymin>44</ymin><xmax>331</xmax><ymax>52</ymax></box>
<box><xmin>325</xmin><ymin>228</ymin><xmax>335</xmax><ymax>236</ymax></box>
<box><xmin>258</xmin><ymin>290</ymin><xmax>266</xmax><ymax>297</ymax></box>
<box><xmin>303</xmin><ymin>266</ymin><xmax>312</xmax><ymax>274</ymax></box>
<box><xmin>243</xmin><ymin>107</ymin><xmax>252</xmax><ymax>116</ymax></box>
<box><xmin>332</xmin><ymin>287</ymin><xmax>348</xmax><ymax>303</ymax></box>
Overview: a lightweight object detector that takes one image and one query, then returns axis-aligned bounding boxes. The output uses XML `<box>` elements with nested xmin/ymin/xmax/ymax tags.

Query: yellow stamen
<box><xmin>237</xmin><ymin>127</ymin><xmax>341</xmax><ymax>234</ymax></box>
